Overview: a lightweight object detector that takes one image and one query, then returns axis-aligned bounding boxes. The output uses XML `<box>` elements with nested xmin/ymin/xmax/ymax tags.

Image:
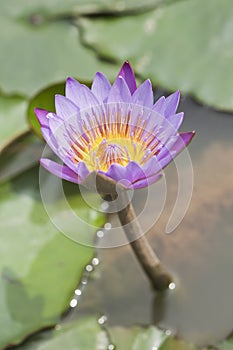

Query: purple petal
<box><xmin>40</xmin><ymin>158</ymin><xmax>90</xmax><ymax>184</ymax></box>
<box><xmin>152</xmin><ymin>96</ymin><xmax>166</xmax><ymax>115</ymax></box>
<box><xmin>47</xmin><ymin>121</ymin><xmax>90</xmax><ymax>177</ymax></box>
<box><xmin>41</xmin><ymin>126</ymin><xmax>67</xmax><ymax>165</ymax></box>
<box><xmin>47</xmin><ymin>107</ymin><xmax>84</xmax><ymax>142</ymax></box>
<box><xmin>101</xmin><ymin>161</ymin><xmax>142</xmax><ymax>184</ymax></box>
<box><xmin>40</xmin><ymin>159</ymin><xmax>80</xmax><ymax>184</ymax></box>
<box><xmin>101</xmin><ymin>163</ymin><xmax>128</xmax><ymax>183</ymax></box>
<box><xmin>142</xmin><ymin>156</ymin><xmax>162</xmax><ymax>177</ymax></box>
<box><xmin>55</xmin><ymin>95</ymin><xmax>79</xmax><ymax>119</ymax></box>
<box><xmin>125</xmin><ymin>161</ymin><xmax>146</xmax><ymax>183</ymax></box>
<box><xmin>165</xmin><ymin>112</ymin><xmax>184</xmax><ymax>133</ymax></box>
<box><xmin>117</xmin><ymin>61</ymin><xmax>137</xmax><ymax>94</ymax></box>
<box><xmin>158</xmin><ymin>131</ymin><xmax>195</xmax><ymax>168</ymax></box>
<box><xmin>41</xmin><ymin>127</ymin><xmax>58</xmax><ymax>152</ymax></box>
<box><xmin>47</xmin><ymin>113</ymin><xmax>70</xmax><ymax>148</ymax></box>
<box><xmin>178</xmin><ymin>131</ymin><xmax>196</xmax><ymax>146</ymax></box>
<box><xmin>131</xmin><ymin>173</ymin><xmax>162</xmax><ymax>189</ymax></box>
<box><xmin>132</xmin><ymin>79</ymin><xmax>154</xmax><ymax>107</ymax></box>
<box><xmin>164</xmin><ymin>90</ymin><xmax>180</xmax><ymax>117</ymax></box>
<box><xmin>102</xmin><ymin>159</ymin><xmax>163</xmax><ymax>189</ymax></box>
<box><xmin>147</xmin><ymin>111</ymin><xmax>184</xmax><ymax>147</ymax></box>
<box><xmin>34</xmin><ymin>108</ymin><xmax>50</xmax><ymax>127</ymax></box>
<box><xmin>75</xmin><ymin>161</ymin><xmax>90</xmax><ymax>181</ymax></box>
<box><xmin>101</xmin><ymin>161</ymin><xmax>157</xmax><ymax>188</ymax></box>
<box><xmin>107</xmin><ymin>76</ymin><xmax>131</xmax><ymax>103</ymax></box>
<box><xmin>91</xmin><ymin>72</ymin><xmax>111</xmax><ymax>102</ymax></box>
<box><xmin>66</xmin><ymin>77</ymin><xmax>99</xmax><ymax>110</ymax></box>
<box><xmin>151</xmin><ymin>133</ymin><xmax>179</xmax><ymax>163</ymax></box>
<box><xmin>41</xmin><ymin>126</ymin><xmax>79</xmax><ymax>175</ymax></box>
<box><xmin>65</xmin><ymin>77</ymin><xmax>81</xmax><ymax>105</ymax></box>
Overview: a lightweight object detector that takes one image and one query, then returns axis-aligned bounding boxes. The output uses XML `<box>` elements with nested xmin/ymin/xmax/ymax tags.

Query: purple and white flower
<box><xmin>35</xmin><ymin>61</ymin><xmax>195</xmax><ymax>189</ymax></box>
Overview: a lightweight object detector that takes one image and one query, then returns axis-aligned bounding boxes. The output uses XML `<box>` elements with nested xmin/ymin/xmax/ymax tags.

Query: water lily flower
<box><xmin>35</xmin><ymin>61</ymin><xmax>195</xmax><ymax>190</ymax></box>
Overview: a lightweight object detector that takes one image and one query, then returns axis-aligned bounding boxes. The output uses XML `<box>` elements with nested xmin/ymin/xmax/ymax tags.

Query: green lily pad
<box><xmin>108</xmin><ymin>325</ymin><xmax>168</xmax><ymax>350</ymax></box>
<box><xmin>9</xmin><ymin>319</ymin><xmax>201</xmax><ymax>350</ymax></box>
<box><xmin>0</xmin><ymin>131</ymin><xmax>46</xmax><ymax>184</ymax></box>
<box><xmin>1</xmin><ymin>0</ymin><xmax>178</xmax><ymax>19</ymax></box>
<box><xmin>16</xmin><ymin>317</ymin><xmax>109</xmax><ymax>350</ymax></box>
<box><xmin>0</xmin><ymin>166</ymin><xmax>104</xmax><ymax>348</ymax></box>
<box><xmin>108</xmin><ymin>325</ymin><xmax>203</xmax><ymax>350</ymax></box>
<box><xmin>79</xmin><ymin>0</ymin><xmax>233</xmax><ymax>112</ymax></box>
<box><xmin>218</xmin><ymin>336</ymin><xmax>233</xmax><ymax>350</ymax></box>
<box><xmin>159</xmin><ymin>338</ymin><xmax>198</xmax><ymax>350</ymax></box>
<box><xmin>0</xmin><ymin>14</ymin><xmax>117</xmax><ymax>97</ymax></box>
<box><xmin>0</xmin><ymin>94</ymin><xmax>28</xmax><ymax>151</ymax></box>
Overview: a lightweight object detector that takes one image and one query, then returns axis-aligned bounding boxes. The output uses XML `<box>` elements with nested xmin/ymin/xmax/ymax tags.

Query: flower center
<box><xmin>96</xmin><ymin>141</ymin><xmax>129</xmax><ymax>171</ymax></box>
<box><xmin>78</xmin><ymin>135</ymin><xmax>153</xmax><ymax>172</ymax></box>
<box><xmin>69</xmin><ymin>108</ymin><xmax>160</xmax><ymax>173</ymax></box>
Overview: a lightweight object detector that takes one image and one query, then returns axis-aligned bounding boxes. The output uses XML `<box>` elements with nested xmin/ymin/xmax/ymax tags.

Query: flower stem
<box><xmin>92</xmin><ymin>172</ymin><xmax>173</xmax><ymax>292</ymax></box>
<box><xmin>116</xmin><ymin>190</ymin><xmax>173</xmax><ymax>292</ymax></box>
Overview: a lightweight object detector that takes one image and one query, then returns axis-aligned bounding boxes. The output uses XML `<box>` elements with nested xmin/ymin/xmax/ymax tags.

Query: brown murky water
<box><xmin>72</xmin><ymin>96</ymin><xmax>233</xmax><ymax>346</ymax></box>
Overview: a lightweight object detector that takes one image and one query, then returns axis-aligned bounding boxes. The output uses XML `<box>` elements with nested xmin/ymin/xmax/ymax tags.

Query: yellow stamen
<box><xmin>70</xmin><ymin>110</ymin><xmax>159</xmax><ymax>172</ymax></box>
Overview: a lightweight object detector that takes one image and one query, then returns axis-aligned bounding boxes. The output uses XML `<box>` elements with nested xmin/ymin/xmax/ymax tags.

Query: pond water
<box><xmin>70</xmin><ymin>96</ymin><xmax>233</xmax><ymax>346</ymax></box>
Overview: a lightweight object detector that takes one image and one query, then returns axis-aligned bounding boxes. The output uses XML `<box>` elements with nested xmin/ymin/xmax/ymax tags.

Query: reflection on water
<box><xmin>72</xmin><ymin>97</ymin><xmax>233</xmax><ymax>346</ymax></box>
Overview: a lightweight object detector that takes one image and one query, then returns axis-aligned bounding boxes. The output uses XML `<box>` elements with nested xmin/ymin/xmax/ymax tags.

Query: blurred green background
<box><xmin>0</xmin><ymin>0</ymin><xmax>233</xmax><ymax>349</ymax></box>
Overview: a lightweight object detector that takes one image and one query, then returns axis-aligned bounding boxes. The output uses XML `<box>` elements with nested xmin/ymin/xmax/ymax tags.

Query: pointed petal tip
<box><xmin>66</xmin><ymin>76</ymin><xmax>76</xmax><ymax>84</ymax></box>
<box><xmin>119</xmin><ymin>61</ymin><xmax>134</xmax><ymax>76</ymax></box>
<box><xmin>180</xmin><ymin>130</ymin><xmax>196</xmax><ymax>146</ymax></box>
<box><xmin>164</xmin><ymin>90</ymin><xmax>181</xmax><ymax>116</ymax></box>
<box><xmin>108</xmin><ymin>75</ymin><xmax>131</xmax><ymax>103</ymax></box>
<box><xmin>172</xmin><ymin>89</ymin><xmax>181</xmax><ymax>100</ymax></box>
<box><xmin>189</xmin><ymin>130</ymin><xmax>196</xmax><ymax>138</ymax></box>
<box><xmin>94</xmin><ymin>71</ymin><xmax>104</xmax><ymax>78</ymax></box>
<box><xmin>40</xmin><ymin>158</ymin><xmax>48</xmax><ymax>166</ymax></box>
<box><xmin>190</xmin><ymin>130</ymin><xmax>196</xmax><ymax>139</ymax></box>
<box><xmin>172</xmin><ymin>89</ymin><xmax>180</xmax><ymax>99</ymax></box>
<box><xmin>92</xmin><ymin>71</ymin><xmax>111</xmax><ymax>87</ymax></box>
<box><xmin>132</xmin><ymin>78</ymin><xmax>154</xmax><ymax>107</ymax></box>
<box><xmin>34</xmin><ymin>107</ymin><xmax>48</xmax><ymax>115</ymax></box>
<box><xmin>55</xmin><ymin>93</ymin><xmax>65</xmax><ymax>105</ymax></box>
<box><xmin>34</xmin><ymin>108</ymin><xmax>49</xmax><ymax>127</ymax></box>
<box><xmin>142</xmin><ymin>78</ymin><xmax>152</xmax><ymax>89</ymax></box>
<box><xmin>40</xmin><ymin>158</ymin><xmax>53</xmax><ymax>171</ymax></box>
<box><xmin>117</xmin><ymin>60</ymin><xmax>137</xmax><ymax>94</ymax></box>
<box><xmin>122</xmin><ymin>60</ymin><xmax>132</xmax><ymax>68</ymax></box>
<box><xmin>93</xmin><ymin>71</ymin><xmax>102</xmax><ymax>82</ymax></box>
<box><xmin>91</xmin><ymin>71</ymin><xmax>111</xmax><ymax>102</ymax></box>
